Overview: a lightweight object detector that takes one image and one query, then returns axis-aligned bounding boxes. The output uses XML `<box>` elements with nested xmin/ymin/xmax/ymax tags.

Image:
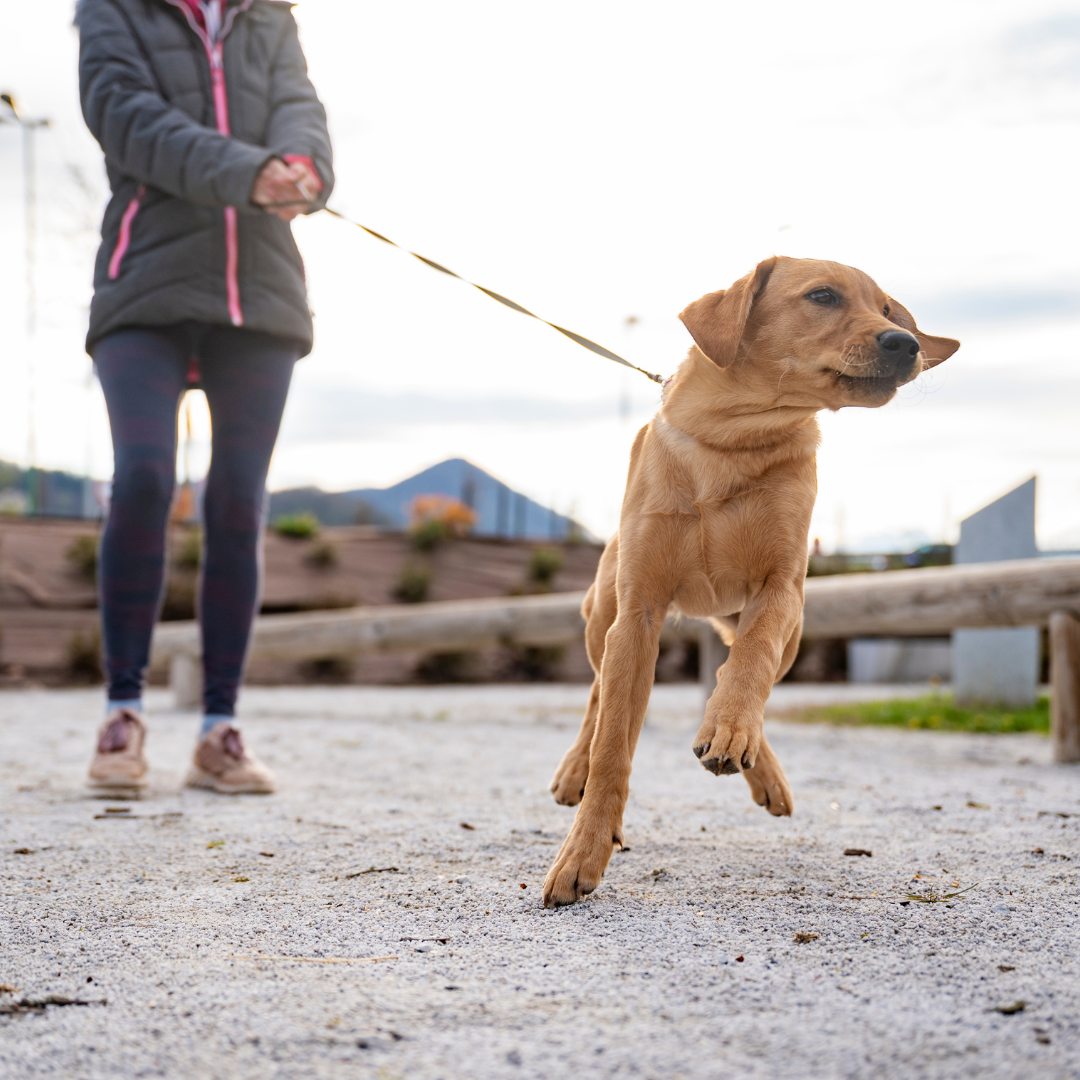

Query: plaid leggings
<box><xmin>94</xmin><ymin>322</ymin><xmax>297</xmax><ymax>716</ymax></box>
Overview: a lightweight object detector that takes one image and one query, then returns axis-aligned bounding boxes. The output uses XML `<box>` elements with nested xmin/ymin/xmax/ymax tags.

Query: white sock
<box><xmin>200</xmin><ymin>713</ymin><xmax>233</xmax><ymax>737</ymax></box>
<box><xmin>107</xmin><ymin>699</ymin><xmax>143</xmax><ymax>717</ymax></box>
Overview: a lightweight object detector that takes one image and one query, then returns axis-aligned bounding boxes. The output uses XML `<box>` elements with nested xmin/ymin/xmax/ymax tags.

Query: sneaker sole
<box><xmin>184</xmin><ymin>764</ymin><xmax>274</xmax><ymax>795</ymax></box>
<box><xmin>87</xmin><ymin>776</ymin><xmax>148</xmax><ymax>793</ymax></box>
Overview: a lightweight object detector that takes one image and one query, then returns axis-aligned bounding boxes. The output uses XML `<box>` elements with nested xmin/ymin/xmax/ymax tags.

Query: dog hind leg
<box><xmin>774</xmin><ymin>611</ymin><xmax>803</xmax><ymax>683</ymax></box>
<box><xmin>737</xmin><ymin>612</ymin><xmax>799</xmax><ymax>815</ymax></box>
<box><xmin>550</xmin><ymin>541</ymin><xmax>619</xmax><ymax>806</ymax></box>
<box><xmin>741</xmin><ymin>732</ymin><xmax>793</xmax><ymax>816</ymax></box>
<box><xmin>544</xmin><ymin>594</ymin><xmax>667</xmax><ymax>907</ymax></box>
<box><xmin>550</xmin><ymin>679</ymin><xmax>600</xmax><ymax>806</ymax></box>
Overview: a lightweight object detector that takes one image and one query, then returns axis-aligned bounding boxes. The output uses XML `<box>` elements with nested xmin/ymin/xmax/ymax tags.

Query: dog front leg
<box><xmin>543</xmin><ymin>603</ymin><xmax>665</xmax><ymax>907</ymax></box>
<box><xmin>693</xmin><ymin>581</ymin><xmax>802</xmax><ymax>775</ymax></box>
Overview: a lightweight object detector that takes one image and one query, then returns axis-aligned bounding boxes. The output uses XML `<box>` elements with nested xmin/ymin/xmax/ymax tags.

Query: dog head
<box><xmin>678</xmin><ymin>257</ymin><xmax>959</xmax><ymax>409</ymax></box>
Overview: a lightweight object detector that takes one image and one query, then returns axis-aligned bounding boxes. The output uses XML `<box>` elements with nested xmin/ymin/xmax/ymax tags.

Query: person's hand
<box><xmin>250</xmin><ymin>158</ymin><xmax>319</xmax><ymax>221</ymax></box>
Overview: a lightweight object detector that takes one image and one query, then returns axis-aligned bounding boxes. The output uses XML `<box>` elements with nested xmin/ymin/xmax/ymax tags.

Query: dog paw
<box><xmin>692</xmin><ymin>716</ymin><xmax>761</xmax><ymax>776</ymax></box>
<box><xmin>549</xmin><ymin>749</ymin><xmax>589</xmax><ymax>806</ymax></box>
<box><xmin>743</xmin><ymin>757</ymin><xmax>793</xmax><ymax>817</ymax></box>
<box><xmin>542</xmin><ymin>819</ymin><xmax>622</xmax><ymax>907</ymax></box>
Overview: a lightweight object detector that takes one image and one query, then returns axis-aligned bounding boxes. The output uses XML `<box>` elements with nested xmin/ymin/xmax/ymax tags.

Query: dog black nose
<box><xmin>877</xmin><ymin>330</ymin><xmax>920</xmax><ymax>370</ymax></box>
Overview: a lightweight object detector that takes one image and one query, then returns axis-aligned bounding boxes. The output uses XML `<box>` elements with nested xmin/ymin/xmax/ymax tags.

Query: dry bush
<box><xmin>174</xmin><ymin>528</ymin><xmax>203</xmax><ymax>570</ymax></box>
<box><xmin>304</xmin><ymin>539</ymin><xmax>339</xmax><ymax>570</ymax></box>
<box><xmin>415</xmin><ymin>650</ymin><xmax>480</xmax><ymax>683</ymax></box>
<box><xmin>67</xmin><ymin>628</ymin><xmax>103</xmax><ymax>684</ymax></box>
<box><xmin>66</xmin><ymin>534</ymin><xmax>99</xmax><ymax>582</ymax></box>
<box><xmin>299</xmin><ymin>655</ymin><xmax>354</xmax><ymax>683</ymax></box>
<box><xmin>394</xmin><ymin>561</ymin><xmax>432</xmax><ymax>604</ymax></box>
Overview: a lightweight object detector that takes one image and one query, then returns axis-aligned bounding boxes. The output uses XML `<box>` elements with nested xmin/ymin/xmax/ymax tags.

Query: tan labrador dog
<box><xmin>542</xmin><ymin>256</ymin><xmax>959</xmax><ymax>908</ymax></box>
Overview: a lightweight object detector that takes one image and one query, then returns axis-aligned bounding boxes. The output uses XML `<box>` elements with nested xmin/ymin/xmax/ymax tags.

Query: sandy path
<box><xmin>1</xmin><ymin>685</ymin><xmax>1077</xmax><ymax>1079</ymax></box>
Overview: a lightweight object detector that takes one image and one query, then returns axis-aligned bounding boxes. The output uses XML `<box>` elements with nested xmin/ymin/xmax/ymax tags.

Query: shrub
<box><xmin>299</xmin><ymin>655</ymin><xmax>354</xmax><ymax>683</ymax></box>
<box><xmin>410</xmin><ymin>519</ymin><xmax>448</xmax><ymax>552</ymax></box>
<box><xmin>528</xmin><ymin>547</ymin><xmax>563</xmax><ymax>588</ymax></box>
<box><xmin>415</xmin><ymin>650</ymin><xmax>479</xmax><ymax>683</ymax></box>
<box><xmin>174</xmin><ymin>528</ymin><xmax>202</xmax><ymax>570</ymax></box>
<box><xmin>408</xmin><ymin>494</ymin><xmax>476</xmax><ymax>549</ymax></box>
<box><xmin>304</xmin><ymin>539</ymin><xmax>339</xmax><ymax>569</ymax></box>
<box><xmin>160</xmin><ymin>579</ymin><xmax>196</xmax><ymax>621</ymax></box>
<box><xmin>502</xmin><ymin>644</ymin><xmax>565</xmax><ymax>682</ymax></box>
<box><xmin>273</xmin><ymin>512</ymin><xmax>320</xmax><ymax>540</ymax></box>
<box><xmin>394</xmin><ymin>561</ymin><xmax>432</xmax><ymax>604</ymax></box>
<box><xmin>67</xmin><ymin>628</ymin><xmax>103</xmax><ymax>683</ymax></box>
<box><xmin>66</xmin><ymin>534</ymin><xmax>99</xmax><ymax>582</ymax></box>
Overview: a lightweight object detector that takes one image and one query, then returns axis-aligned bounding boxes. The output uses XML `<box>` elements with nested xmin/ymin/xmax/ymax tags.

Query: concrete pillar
<box><xmin>1050</xmin><ymin>611</ymin><xmax>1080</xmax><ymax>764</ymax></box>
<box><xmin>953</xmin><ymin>477</ymin><xmax>1039</xmax><ymax>707</ymax></box>
<box><xmin>170</xmin><ymin>653</ymin><xmax>202</xmax><ymax>711</ymax></box>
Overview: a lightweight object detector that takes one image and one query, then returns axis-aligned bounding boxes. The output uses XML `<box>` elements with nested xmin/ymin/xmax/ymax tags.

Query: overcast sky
<box><xmin>1</xmin><ymin>0</ymin><xmax>1078</xmax><ymax>547</ymax></box>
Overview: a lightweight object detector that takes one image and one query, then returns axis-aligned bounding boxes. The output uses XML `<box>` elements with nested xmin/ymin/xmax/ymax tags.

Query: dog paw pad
<box><xmin>702</xmin><ymin>755</ymin><xmax>740</xmax><ymax>776</ymax></box>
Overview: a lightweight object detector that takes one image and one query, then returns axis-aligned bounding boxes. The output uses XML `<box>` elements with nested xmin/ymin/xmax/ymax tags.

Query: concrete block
<box><xmin>170</xmin><ymin>653</ymin><xmax>202</xmax><ymax>711</ymax></box>
<box><xmin>952</xmin><ymin>627</ymin><xmax>1039</xmax><ymax>708</ymax></box>
<box><xmin>848</xmin><ymin>638</ymin><xmax>952</xmax><ymax>684</ymax></box>
<box><xmin>952</xmin><ymin>477</ymin><xmax>1039</xmax><ymax>707</ymax></box>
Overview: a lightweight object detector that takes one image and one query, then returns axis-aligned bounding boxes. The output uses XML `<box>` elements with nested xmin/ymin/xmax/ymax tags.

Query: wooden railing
<box><xmin>152</xmin><ymin>557</ymin><xmax>1080</xmax><ymax>762</ymax></box>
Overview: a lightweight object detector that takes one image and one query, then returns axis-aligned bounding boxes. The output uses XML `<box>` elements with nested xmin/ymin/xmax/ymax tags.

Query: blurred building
<box><xmin>0</xmin><ymin>461</ymin><xmax>106</xmax><ymax>521</ymax></box>
<box><xmin>269</xmin><ymin>458</ymin><xmax>591</xmax><ymax>540</ymax></box>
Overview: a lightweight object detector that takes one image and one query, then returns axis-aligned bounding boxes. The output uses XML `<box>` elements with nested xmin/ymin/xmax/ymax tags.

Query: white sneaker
<box><xmin>184</xmin><ymin>722</ymin><xmax>275</xmax><ymax>794</ymax></box>
<box><xmin>88</xmin><ymin>708</ymin><xmax>148</xmax><ymax>792</ymax></box>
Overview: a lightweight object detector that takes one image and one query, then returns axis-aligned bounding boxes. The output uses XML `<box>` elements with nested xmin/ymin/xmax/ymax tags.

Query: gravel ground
<box><xmin>1</xmin><ymin>683</ymin><xmax>1078</xmax><ymax>1080</ymax></box>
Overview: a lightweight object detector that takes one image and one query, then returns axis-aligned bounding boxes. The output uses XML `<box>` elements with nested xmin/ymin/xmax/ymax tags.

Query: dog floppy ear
<box><xmin>679</xmin><ymin>256</ymin><xmax>778</xmax><ymax>368</ymax></box>
<box><xmin>886</xmin><ymin>299</ymin><xmax>960</xmax><ymax>369</ymax></box>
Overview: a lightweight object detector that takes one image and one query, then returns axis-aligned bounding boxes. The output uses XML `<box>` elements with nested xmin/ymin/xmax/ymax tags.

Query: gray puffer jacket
<box><xmin>77</xmin><ymin>0</ymin><xmax>334</xmax><ymax>355</ymax></box>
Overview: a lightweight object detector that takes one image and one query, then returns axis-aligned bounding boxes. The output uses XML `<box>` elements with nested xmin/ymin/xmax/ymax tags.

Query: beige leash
<box><xmin>323</xmin><ymin>207</ymin><xmax>665</xmax><ymax>385</ymax></box>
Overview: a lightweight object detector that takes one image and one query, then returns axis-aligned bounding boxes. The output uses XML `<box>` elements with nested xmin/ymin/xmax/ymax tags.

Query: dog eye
<box><xmin>806</xmin><ymin>288</ymin><xmax>838</xmax><ymax>306</ymax></box>
<box><xmin>883</xmin><ymin>304</ymin><xmax>891</xmax><ymax>317</ymax></box>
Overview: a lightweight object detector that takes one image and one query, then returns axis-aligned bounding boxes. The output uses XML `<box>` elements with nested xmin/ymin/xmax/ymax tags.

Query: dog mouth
<box><xmin>830</xmin><ymin>370</ymin><xmax>899</xmax><ymax>395</ymax></box>
<box><xmin>829</xmin><ymin>341</ymin><xmax>915</xmax><ymax>396</ymax></box>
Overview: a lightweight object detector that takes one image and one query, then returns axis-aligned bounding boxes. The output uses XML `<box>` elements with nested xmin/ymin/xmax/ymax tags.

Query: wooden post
<box><xmin>170</xmin><ymin>653</ymin><xmax>201</xmax><ymax>712</ymax></box>
<box><xmin>700</xmin><ymin>624</ymin><xmax>728</xmax><ymax>710</ymax></box>
<box><xmin>1050</xmin><ymin>610</ymin><xmax>1080</xmax><ymax>764</ymax></box>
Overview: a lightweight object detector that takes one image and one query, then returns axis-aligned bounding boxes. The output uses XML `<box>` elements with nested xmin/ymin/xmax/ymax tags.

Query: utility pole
<box><xmin>1</xmin><ymin>92</ymin><xmax>51</xmax><ymax>512</ymax></box>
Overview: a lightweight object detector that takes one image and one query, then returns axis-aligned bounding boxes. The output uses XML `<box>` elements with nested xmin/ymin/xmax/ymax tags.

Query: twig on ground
<box><xmin>903</xmin><ymin>883</ymin><xmax>979</xmax><ymax>904</ymax></box>
<box><xmin>0</xmin><ymin>994</ymin><xmax>107</xmax><ymax>1015</ymax></box>
<box><xmin>225</xmin><ymin>955</ymin><xmax>399</xmax><ymax>964</ymax></box>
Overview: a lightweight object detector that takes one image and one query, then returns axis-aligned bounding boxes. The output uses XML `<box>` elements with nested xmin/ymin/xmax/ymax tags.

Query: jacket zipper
<box><xmin>207</xmin><ymin>43</ymin><xmax>243</xmax><ymax>326</ymax></box>
<box><xmin>107</xmin><ymin>184</ymin><xmax>146</xmax><ymax>280</ymax></box>
<box><xmin>163</xmin><ymin>0</ymin><xmax>255</xmax><ymax>327</ymax></box>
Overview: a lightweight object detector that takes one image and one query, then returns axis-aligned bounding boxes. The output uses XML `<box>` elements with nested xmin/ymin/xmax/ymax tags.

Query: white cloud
<box><xmin>0</xmin><ymin>0</ymin><xmax>1077</xmax><ymax>546</ymax></box>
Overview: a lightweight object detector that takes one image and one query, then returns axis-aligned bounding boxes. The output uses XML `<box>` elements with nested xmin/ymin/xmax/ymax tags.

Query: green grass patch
<box><xmin>273</xmin><ymin>512</ymin><xmax>320</xmax><ymax>540</ymax></box>
<box><xmin>795</xmin><ymin>693</ymin><xmax>1049</xmax><ymax>734</ymax></box>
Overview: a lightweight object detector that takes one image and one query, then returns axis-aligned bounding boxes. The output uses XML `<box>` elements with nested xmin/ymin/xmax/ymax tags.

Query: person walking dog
<box><xmin>77</xmin><ymin>0</ymin><xmax>333</xmax><ymax>794</ymax></box>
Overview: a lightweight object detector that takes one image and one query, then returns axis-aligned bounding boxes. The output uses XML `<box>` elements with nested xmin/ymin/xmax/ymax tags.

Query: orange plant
<box><xmin>409</xmin><ymin>494</ymin><xmax>476</xmax><ymax>539</ymax></box>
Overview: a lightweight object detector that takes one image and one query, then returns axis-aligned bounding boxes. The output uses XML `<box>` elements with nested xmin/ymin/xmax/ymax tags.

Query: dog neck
<box><xmin>659</xmin><ymin>347</ymin><xmax>820</xmax><ymax>454</ymax></box>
